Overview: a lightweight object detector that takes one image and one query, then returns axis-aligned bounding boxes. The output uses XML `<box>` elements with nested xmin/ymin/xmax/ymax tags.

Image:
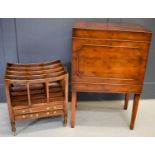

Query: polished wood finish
<box><xmin>5</xmin><ymin>59</ymin><xmax>68</xmax><ymax>135</ymax></box>
<box><xmin>71</xmin><ymin>21</ymin><xmax>152</xmax><ymax>129</ymax></box>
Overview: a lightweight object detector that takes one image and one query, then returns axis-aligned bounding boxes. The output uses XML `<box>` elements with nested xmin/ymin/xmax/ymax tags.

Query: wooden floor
<box><xmin>0</xmin><ymin>100</ymin><xmax>155</xmax><ymax>137</ymax></box>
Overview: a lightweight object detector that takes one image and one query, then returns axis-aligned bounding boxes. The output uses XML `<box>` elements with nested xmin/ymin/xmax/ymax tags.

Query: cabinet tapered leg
<box><xmin>124</xmin><ymin>93</ymin><xmax>130</xmax><ymax>110</ymax></box>
<box><xmin>71</xmin><ymin>91</ymin><xmax>77</xmax><ymax>128</ymax></box>
<box><xmin>130</xmin><ymin>94</ymin><xmax>140</xmax><ymax>130</ymax></box>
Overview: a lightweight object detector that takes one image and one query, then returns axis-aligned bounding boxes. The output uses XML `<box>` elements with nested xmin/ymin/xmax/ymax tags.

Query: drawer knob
<box><xmin>30</xmin><ymin>114</ymin><xmax>33</xmax><ymax>118</ymax></box>
<box><xmin>53</xmin><ymin>106</ymin><xmax>57</xmax><ymax>109</ymax></box>
<box><xmin>29</xmin><ymin>109</ymin><xmax>32</xmax><ymax>112</ymax></box>
<box><xmin>53</xmin><ymin>111</ymin><xmax>57</xmax><ymax>114</ymax></box>
<box><xmin>22</xmin><ymin>115</ymin><xmax>26</xmax><ymax>118</ymax></box>
<box><xmin>46</xmin><ymin>107</ymin><xmax>50</xmax><ymax>110</ymax></box>
<box><xmin>46</xmin><ymin>112</ymin><xmax>50</xmax><ymax>115</ymax></box>
<box><xmin>22</xmin><ymin>110</ymin><xmax>25</xmax><ymax>113</ymax></box>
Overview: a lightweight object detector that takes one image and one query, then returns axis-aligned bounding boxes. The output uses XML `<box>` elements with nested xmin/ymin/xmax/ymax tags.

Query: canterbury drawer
<box><xmin>15</xmin><ymin>109</ymin><xmax>64</xmax><ymax>120</ymax></box>
<box><xmin>14</xmin><ymin>104</ymin><xmax>63</xmax><ymax>115</ymax></box>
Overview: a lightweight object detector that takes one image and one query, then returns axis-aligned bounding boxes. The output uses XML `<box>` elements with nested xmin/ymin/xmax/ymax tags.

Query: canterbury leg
<box><xmin>63</xmin><ymin>76</ymin><xmax>68</xmax><ymax>126</ymax></box>
<box><xmin>63</xmin><ymin>103</ymin><xmax>68</xmax><ymax>126</ymax></box>
<box><xmin>63</xmin><ymin>104</ymin><xmax>68</xmax><ymax>127</ymax></box>
<box><xmin>124</xmin><ymin>93</ymin><xmax>130</xmax><ymax>110</ymax></box>
<box><xmin>130</xmin><ymin>94</ymin><xmax>140</xmax><ymax>130</ymax></box>
<box><xmin>11</xmin><ymin>121</ymin><xmax>16</xmax><ymax>136</ymax></box>
<box><xmin>71</xmin><ymin>91</ymin><xmax>77</xmax><ymax>128</ymax></box>
<box><xmin>5</xmin><ymin>82</ymin><xmax>16</xmax><ymax>135</ymax></box>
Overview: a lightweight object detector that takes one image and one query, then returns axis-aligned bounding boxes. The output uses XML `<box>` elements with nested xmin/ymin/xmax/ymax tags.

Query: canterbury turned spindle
<box><xmin>71</xmin><ymin>22</ymin><xmax>152</xmax><ymax>129</ymax></box>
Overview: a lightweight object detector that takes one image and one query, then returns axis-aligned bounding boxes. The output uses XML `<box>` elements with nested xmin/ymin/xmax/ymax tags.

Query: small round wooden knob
<box><xmin>22</xmin><ymin>115</ymin><xmax>26</xmax><ymax>118</ymax></box>
<box><xmin>53</xmin><ymin>111</ymin><xmax>57</xmax><ymax>114</ymax></box>
<box><xmin>53</xmin><ymin>106</ymin><xmax>56</xmax><ymax>109</ymax></box>
<box><xmin>22</xmin><ymin>110</ymin><xmax>25</xmax><ymax>113</ymax></box>
<box><xmin>30</xmin><ymin>114</ymin><xmax>33</xmax><ymax>118</ymax></box>
<box><xmin>46</xmin><ymin>112</ymin><xmax>50</xmax><ymax>115</ymax></box>
<box><xmin>35</xmin><ymin>114</ymin><xmax>39</xmax><ymax>117</ymax></box>
<box><xmin>46</xmin><ymin>107</ymin><xmax>50</xmax><ymax>110</ymax></box>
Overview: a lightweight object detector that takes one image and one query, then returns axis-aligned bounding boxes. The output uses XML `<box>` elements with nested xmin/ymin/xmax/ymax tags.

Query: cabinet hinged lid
<box><xmin>73</xmin><ymin>22</ymin><xmax>151</xmax><ymax>33</ymax></box>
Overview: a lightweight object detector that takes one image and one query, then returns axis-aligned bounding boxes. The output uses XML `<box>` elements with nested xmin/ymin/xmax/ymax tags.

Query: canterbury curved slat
<box><xmin>5</xmin><ymin>70</ymin><xmax>66</xmax><ymax>80</ymax></box>
<box><xmin>7</xmin><ymin>66</ymin><xmax>64</xmax><ymax>76</ymax></box>
<box><xmin>7</xmin><ymin>62</ymin><xmax>63</xmax><ymax>71</ymax></box>
<box><xmin>5</xmin><ymin>74</ymin><xmax>67</xmax><ymax>84</ymax></box>
<box><xmin>12</xmin><ymin>97</ymin><xmax>65</xmax><ymax>107</ymax></box>
<box><xmin>11</xmin><ymin>92</ymin><xmax>65</xmax><ymax>102</ymax></box>
<box><xmin>11</xmin><ymin>86</ymin><xmax>62</xmax><ymax>96</ymax></box>
<box><xmin>11</xmin><ymin>84</ymin><xmax>44</xmax><ymax>91</ymax></box>
<box><xmin>7</xmin><ymin>59</ymin><xmax>61</xmax><ymax>67</ymax></box>
<box><xmin>10</xmin><ymin>83</ymin><xmax>60</xmax><ymax>91</ymax></box>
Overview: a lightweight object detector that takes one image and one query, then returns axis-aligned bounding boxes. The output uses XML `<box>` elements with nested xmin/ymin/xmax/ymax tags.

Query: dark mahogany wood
<box><xmin>71</xmin><ymin>21</ymin><xmax>152</xmax><ymax>129</ymax></box>
<box><xmin>5</xmin><ymin>59</ymin><xmax>68</xmax><ymax>135</ymax></box>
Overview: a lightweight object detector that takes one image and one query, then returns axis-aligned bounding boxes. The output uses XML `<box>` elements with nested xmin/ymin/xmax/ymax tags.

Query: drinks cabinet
<box><xmin>71</xmin><ymin>22</ymin><xmax>152</xmax><ymax>129</ymax></box>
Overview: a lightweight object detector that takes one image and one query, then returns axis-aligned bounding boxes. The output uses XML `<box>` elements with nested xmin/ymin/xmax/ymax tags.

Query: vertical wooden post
<box><xmin>27</xmin><ymin>83</ymin><xmax>31</xmax><ymax>105</ymax></box>
<box><xmin>71</xmin><ymin>90</ymin><xmax>77</xmax><ymax>128</ymax></box>
<box><xmin>5</xmin><ymin>81</ymin><xmax>16</xmax><ymax>135</ymax></box>
<box><xmin>124</xmin><ymin>93</ymin><xmax>130</xmax><ymax>110</ymax></box>
<box><xmin>130</xmin><ymin>94</ymin><xmax>141</xmax><ymax>130</ymax></box>
<box><xmin>45</xmin><ymin>81</ymin><xmax>49</xmax><ymax>103</ymax></box>
<box><xmin>63</xmin><ymin>74</ymin><xmax>68</xmax><ymax>126</ymax></box>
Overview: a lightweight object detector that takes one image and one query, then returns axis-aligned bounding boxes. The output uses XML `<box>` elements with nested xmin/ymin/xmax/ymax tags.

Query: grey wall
<box><xmin>0</xmin><ymin>18</ymin><xmax>155</xmax><ymax>102</ymax></box>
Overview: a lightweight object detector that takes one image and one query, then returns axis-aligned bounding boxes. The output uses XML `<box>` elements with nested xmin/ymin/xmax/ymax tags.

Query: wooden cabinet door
<box><xmin>72</xmin><ymin>38</ymin><xmax>150</xmax><ymax>85</ymax></box>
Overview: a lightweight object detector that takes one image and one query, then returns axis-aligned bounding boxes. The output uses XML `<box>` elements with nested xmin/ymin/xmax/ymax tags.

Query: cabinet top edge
<box><xmin>73</xmin><ymin>21</ymin><xmax>152</xmax><ymax>34</ymax></box>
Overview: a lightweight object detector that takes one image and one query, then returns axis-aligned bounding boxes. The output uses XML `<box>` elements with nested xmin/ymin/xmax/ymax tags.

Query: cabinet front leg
<box><xmin>124</xmin><ymin>93</ymin><xmax>130</xmax><ymax>110</ymax></box>
<box><xmin>71</xmin><ymin>91</ymin><xmax>77</xmax><ymax>128</ymax></box>
<box><xmin>130</xmin><ymin>94</ymin><xmax>140</xmax><ymax>130</ymax></box>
